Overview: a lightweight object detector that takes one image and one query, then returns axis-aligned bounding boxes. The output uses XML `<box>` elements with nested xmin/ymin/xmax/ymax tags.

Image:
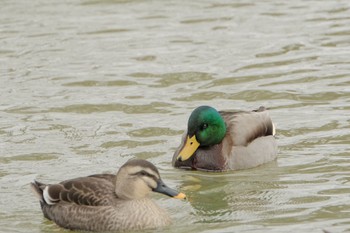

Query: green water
<box><xmin>1</xmin><ymin>0</ymin><xmax>350</xmax><ymax>232</ymax></box>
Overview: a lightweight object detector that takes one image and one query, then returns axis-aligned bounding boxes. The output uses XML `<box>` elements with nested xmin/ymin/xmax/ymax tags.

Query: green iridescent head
<box><xmin>187</xmin><ymin>106</ymin><xmax>227</xmax><ymax>146</ymax></box>
<box><xmin>177</xmin><ymin>106</ymin><xmax>227</xmax><ymax>162</ymax></box>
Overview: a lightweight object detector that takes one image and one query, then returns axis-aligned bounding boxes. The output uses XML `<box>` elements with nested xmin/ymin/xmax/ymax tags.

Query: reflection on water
<box><xmin>1</xmin><ymin>0</ymin><xmax>350</xmax><ymax>232</ymax></box>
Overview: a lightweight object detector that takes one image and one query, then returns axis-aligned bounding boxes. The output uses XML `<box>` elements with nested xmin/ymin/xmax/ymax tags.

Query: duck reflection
<box><xmin>176</xmin><ymin>161</ymin><xmax>281</xmax><ymax>222</ymax></box>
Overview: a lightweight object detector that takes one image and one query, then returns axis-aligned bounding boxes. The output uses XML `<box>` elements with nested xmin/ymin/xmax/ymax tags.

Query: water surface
<box><xmin>1</xmin><ymin>0</ymin><xmax>350</xmax><ymax>232</ymax></box>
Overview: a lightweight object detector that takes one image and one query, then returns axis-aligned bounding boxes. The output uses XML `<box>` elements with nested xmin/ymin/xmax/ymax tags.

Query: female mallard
<box><xmin>31</xmin><ymin>159</ymin><xmax>186</xmax><ymax>232</ymax></box>
<box><xmin>172</xmin><ymin>106</ymin><xmax>277</xmax><ymax>171</ymax></box>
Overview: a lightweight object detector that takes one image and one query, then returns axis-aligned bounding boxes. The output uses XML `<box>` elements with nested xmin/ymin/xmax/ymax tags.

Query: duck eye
<box><xmin>139</xmin><ymin>171</ymin><xmax>154</xmax><ymax>178</ymax></box>
<box><xmin>140</xmin><ymin>171</ymin><xmax>148</xmax><ymax>176</ymax></box>
<box><xmin>201</xmin><ymin>123</ymin><xmax>208</xmax><ymax>130</ymax></box>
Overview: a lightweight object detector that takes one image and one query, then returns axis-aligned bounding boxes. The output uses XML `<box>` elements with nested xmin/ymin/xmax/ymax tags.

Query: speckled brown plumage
<box><xmin>31</xmin><ymin>159</ymin><xmax>185</xmax><ymax>232</ymax></box>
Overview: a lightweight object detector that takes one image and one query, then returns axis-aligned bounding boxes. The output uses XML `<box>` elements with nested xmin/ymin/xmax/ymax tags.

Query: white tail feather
<box><xmin>43</xmin><ymin>186</ymin><xmax>56</xmax><ymax>205</ymax></box>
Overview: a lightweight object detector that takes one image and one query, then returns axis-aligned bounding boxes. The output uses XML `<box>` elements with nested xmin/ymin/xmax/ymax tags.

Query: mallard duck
<box><xmin>31</xmin><ymin>159</ymin><xmax>186</xmax><ymax>232</ymax></box>
<box><xmin>172</xmin><ymin>106</ymin><xmax>277</xmax><ymax>171</ymax></box>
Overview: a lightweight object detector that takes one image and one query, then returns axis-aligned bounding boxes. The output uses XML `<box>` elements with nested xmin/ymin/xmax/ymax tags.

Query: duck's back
<box><xmin>220</xmin><ymin>108</ymin><xmax>275</xmax><ymax>146</ymax></box>
<box><xmin>221</xmin><ymin>108</ymin><xmax>277</xmax><ymax>170</ymax></box>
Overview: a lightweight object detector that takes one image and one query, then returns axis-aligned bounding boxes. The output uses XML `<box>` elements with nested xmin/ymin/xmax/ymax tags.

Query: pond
<box><xmin>1</xmin><ymin>0</ymin><xmax>350</xmax><ymax>232</ymax></box>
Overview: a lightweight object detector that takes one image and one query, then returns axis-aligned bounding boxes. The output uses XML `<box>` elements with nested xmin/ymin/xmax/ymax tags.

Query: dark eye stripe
<box><xmin>131</xmin><ymin>170</ymin><xmax>157</xmax><ymax>180</ymax></box>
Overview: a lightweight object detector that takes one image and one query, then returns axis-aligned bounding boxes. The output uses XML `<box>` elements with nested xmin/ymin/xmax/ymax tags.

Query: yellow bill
<box><xmin>177</xmin><ymin>135</ymin><xmax>200</xmax><ymax>161</ymax></box>
<box><xmin>173</xmin><ymin>192</ymin><xmax>186</xmax><ymax>200</ymax></box>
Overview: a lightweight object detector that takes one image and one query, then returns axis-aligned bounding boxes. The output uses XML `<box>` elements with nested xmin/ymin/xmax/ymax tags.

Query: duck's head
<box><xmin>115</xmin><ymin>159</ymin><xmax>186</xmax><ymax>200</ymax></box>
<box><xmin>177</xmin><ymin>106</ymin><xmax>227</xmax><ymax>162</ymax></box>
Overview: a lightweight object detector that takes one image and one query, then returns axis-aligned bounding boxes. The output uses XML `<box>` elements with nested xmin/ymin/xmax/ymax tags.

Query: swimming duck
<box><xmin>172</xmin><ymin>106</ymin><xmax>277</xmax><ymax>171</ymax></box>
<box><xmin>31</xmin><ymin>159</ymin><xmax>186</xmax><ymax>232</ymax></box>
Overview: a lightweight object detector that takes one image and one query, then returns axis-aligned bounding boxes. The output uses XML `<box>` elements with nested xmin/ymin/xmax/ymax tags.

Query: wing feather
<box><xmin>220</xmin><ymin>107</ymin><xmax>275</xmax><ymax>146</ymax></box>
<box><xmin>42</xmin><ymin>174</ymin><xmax>116</xmax><ymax>206</ymax></box>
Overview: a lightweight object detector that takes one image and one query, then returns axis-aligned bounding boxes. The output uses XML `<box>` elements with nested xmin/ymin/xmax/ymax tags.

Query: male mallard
<box><xmin>31</xmin><ymin>159</ymin><xmax>186</xmax><ymax>232</ymax></box>
<box><xmin>172</xmin><ymin>106</ymin><xmax>277</xmax><ymax>171</ymax></box>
